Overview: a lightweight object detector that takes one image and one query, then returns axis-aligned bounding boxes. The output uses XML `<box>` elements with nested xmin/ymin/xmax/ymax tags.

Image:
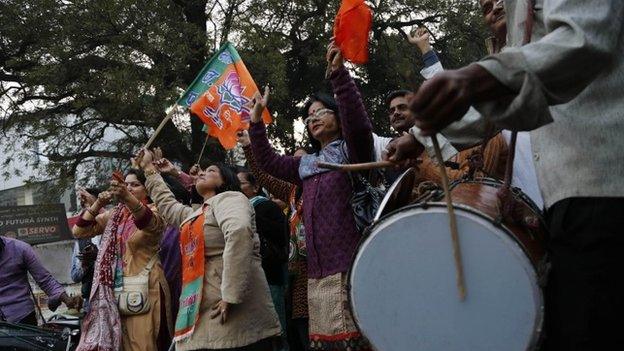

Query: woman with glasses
<box><xmin>247</xmin><ymin>42</ymin><xmax>374</xmax><ymax>351</ymax></box>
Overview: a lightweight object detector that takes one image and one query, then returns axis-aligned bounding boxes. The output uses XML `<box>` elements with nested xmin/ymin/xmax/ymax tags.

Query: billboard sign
<box><xmin>0</xmin><ymin>204</ymin><xmax>73</xmax><ymax>244</ymax></box>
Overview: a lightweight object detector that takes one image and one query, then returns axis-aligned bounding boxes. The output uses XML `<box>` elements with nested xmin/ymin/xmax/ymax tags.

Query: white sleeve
<box><xmin>372</xmin><ymin>133</ymin><xmax>393</xmax><ymax>161</ymax></box>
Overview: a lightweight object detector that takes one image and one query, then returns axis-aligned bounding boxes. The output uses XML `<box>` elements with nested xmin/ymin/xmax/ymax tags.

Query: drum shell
<box><xmin>447</xmin><ymin>178</ymin><xmax>546</xmax><ymax>267</ymax></box>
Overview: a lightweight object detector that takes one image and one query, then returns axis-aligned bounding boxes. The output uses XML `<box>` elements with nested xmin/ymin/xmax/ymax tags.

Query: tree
<box><xmin>0</xmin><ymin>0</ymin><xmax>488</xmax><ymax>188</ymax></box>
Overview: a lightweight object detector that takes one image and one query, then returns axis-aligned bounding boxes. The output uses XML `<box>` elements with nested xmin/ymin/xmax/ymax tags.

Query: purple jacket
<box><xmin>249</xmin><ymin>66</ymin><xmax>373</xmax><ymax>279</ymax></box>
<box><xmin>0</xmin><ymin>236</ymin><xmax>65</xmax><ymax>322</ymax></box>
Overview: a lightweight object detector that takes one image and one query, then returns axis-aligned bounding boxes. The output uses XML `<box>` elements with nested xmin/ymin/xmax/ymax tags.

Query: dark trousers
<box><xmin>17</xmin><ymin>310</ymin><xmax>38</xmax><ymax>326</ymax></box>
<box><xmin>287</xmin><ymin>318</ymin><xmax>309</xmax><ymax>351</ymax></box>
<box><xmin>542</xmin><ymin>197</ymin><xmax>624</xmax><ymax>351</ymax></box>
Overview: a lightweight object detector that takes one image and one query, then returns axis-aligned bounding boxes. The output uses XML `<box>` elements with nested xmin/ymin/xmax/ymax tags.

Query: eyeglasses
<box><xmin>303</xmin><ymin>108</ymin><xmax>333</xmax><ymax>125</ymax></box>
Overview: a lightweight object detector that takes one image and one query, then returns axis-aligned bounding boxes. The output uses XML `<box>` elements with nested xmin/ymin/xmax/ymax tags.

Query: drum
<box><xmin>373</xmin><ymin>168</ymin><xmax>416</xmax><ymax>222</ymax></box>
<box><xmin>349</xmin><ymin>173</ymin><xmax>546</xmax><ymax>351</ymax></box>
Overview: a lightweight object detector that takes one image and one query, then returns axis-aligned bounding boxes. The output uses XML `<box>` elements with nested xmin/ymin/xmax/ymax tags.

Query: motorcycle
<box><xmin>0</xmin><ymin>313</ymin><xmax>81</xmax><ymax>351</ymax></box>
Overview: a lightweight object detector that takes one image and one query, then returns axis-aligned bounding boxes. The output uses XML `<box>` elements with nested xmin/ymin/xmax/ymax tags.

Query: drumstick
<box><xmin>317</xmin><ymin>160</ymin><xmax>400</xmax><ymax>171</ymax></box>
<box><xmin>432</xmin><ymin>135</ymin><xmax>467</xmax><ymax>301</ymax></box>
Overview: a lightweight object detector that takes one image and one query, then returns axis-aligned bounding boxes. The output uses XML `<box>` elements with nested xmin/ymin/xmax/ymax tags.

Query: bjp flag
<box><xmin>333</xmin><ymin>0</ymin><xmax>373</xmax><ymax>64</ymax></box>
<box><xmin>180</xmin><ymin>42</ymin><xmax>271</xmax><ymax>149</ymax></box>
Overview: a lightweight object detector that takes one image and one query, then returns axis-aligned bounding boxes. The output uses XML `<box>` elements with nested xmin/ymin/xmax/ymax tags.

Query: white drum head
<box><xmin>350</xmin><ymin>204</ymin><xmax>543</xmax><ymax>351</ymax></box>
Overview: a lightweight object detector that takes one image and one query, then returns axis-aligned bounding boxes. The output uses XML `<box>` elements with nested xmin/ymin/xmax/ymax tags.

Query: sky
<box><xmin>0</xmin><ymin>135</ymin><xmax>37</xmax><ymax>191</ymax></box>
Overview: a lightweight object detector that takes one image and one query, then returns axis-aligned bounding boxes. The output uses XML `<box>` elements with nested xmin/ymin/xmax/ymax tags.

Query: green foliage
<box><xmin>0</xmin><ymin>0</ymin><xmax>488</xmax><ymax>187</ymax></box>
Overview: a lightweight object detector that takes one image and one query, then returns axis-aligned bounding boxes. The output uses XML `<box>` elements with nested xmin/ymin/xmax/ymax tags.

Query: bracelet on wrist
<box><xmin>86</xmin><ymin>207</ymin><xmax>98</xmax><ymax>218</ymax></box>
<box><xmin>129</xmin><ymin>202</ymin><xmax>144</xmax><ymax>214</ymax></box>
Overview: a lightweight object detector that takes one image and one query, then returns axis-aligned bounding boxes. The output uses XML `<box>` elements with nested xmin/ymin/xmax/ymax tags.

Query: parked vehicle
<box><xmin>0</xmin><ymin>314</ymin><xmax>80</xmax><ymax>351</ymax></box>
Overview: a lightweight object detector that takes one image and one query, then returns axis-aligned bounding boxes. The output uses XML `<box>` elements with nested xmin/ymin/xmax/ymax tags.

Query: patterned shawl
<box><xmin>298</xmin><ymin>139</ymin><xmax>347</xmax><ymax>179</ymax></box>
<box><xmin>76</xmin><ymin>204</ymin><xmax>123</xmax><ymax>351</ymax></box>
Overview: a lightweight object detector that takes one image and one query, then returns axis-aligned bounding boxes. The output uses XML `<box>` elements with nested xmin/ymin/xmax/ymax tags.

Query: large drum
<box><xmin>349</xmin><ymin>171</ymin><xmax>547</xmax><ymax>351</ymax></box>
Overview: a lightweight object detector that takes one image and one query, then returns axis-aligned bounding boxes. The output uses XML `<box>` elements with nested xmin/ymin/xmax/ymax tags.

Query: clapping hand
<box><xmin>77</xmin><ymin>188</ymin><xmax>97</xmax><ymax>208</ymax></box>
<box><xmin>108</xmin><ymin>179</ymin><xmax>133</xmax><ymax>204</ymax></box>
<box><xmin>96</xmin><ymin>190</ymin><xmax>113</xmax><ymax>207</ymax></box>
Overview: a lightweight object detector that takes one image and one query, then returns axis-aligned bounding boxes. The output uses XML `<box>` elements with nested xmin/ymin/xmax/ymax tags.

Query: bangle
<box><xmin>129</xmin><ymin>202</ymin><xmax>144</xmax><ymax>214</ymax></box>
<box><xmin>86</xmin><ymin>207</ymin><xmax>98</xmax><ymax>218</ymax></box>
<box><xmin>145</xmin><ymin>169</ymin><xmax>158</xmax><ymax>176</ymax></box>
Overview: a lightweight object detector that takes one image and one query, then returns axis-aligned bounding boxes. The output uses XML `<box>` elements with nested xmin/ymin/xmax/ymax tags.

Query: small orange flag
<box><xmin>333</xmin><ymin>0</ymin><xmax>373</xmax><ymax>64</ymax></box>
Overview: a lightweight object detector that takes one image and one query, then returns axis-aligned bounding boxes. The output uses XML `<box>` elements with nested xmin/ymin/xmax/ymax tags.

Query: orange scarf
<box><xmin>173</xmin><ymin>210</ymin><xmax>206</xmax><ymax>342</ymax></box>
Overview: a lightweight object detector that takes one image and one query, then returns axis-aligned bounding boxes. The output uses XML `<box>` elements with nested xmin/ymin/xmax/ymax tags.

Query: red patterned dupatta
<box><xmin>76</xmin><ymin>204</ymin><xmax>123</xmax><ymax>351</ymax></box>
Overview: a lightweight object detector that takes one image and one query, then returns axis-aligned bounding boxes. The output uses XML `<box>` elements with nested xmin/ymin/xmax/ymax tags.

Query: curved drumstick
<box><xmin>432</xmin><ymin>135</ymin><xmax>467</xmax><ymax>301</ymax></box>
<box><xmin>317</xmin><ymin>160</ymin><xmax>416</xmax><ymax>172</ymax></box>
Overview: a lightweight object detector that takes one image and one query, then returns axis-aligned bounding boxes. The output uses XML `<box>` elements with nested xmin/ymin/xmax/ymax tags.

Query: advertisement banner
<box><xmin>0</xmin><ymin>204</ymin><xmax>72</xmax><ymax>244</ymax></box>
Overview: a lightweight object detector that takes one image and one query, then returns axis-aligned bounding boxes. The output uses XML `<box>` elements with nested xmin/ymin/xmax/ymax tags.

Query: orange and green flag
<box><xmin>179</xmin><ymin>42</ymin><xmax>271</xmax><ymax>149</ymax></box>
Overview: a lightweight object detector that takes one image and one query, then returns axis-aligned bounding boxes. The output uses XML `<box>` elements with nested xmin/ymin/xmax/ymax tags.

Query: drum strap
<box><xmin>497</xmin><ymin>0</ymin><xmax>535</xmax><ymax>221</ymax></box>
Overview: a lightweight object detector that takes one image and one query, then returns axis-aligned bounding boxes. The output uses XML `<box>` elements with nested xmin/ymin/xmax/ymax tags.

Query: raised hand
<box><xmin>189</xmin><ymin>164</ymin><xmax>201</xmax><ymax>177</ymax></box>
<box><xmin>96</xmin><ymin>190</ymin><xmax>113</xmax><ymax>207</ymax></box>
<box><xmin>135</xmin><ymin>148</ymin><xmax>157</xmax><ymax>172</ymax></box>
<box><xmin>237</xmin><ymin>130</ymin><xmax>251</xmax><ymax>147</ymax></box>
<box><xmin>154</xmin><ymin>157</ymin><xmax>179</xmax><ymax>176</ymax></box>
<box><xmin>153</xmin><ymin>147</ymin><xmax>163</xmax><ymax>162</ymax></box>
<box><xmin>108</xmin><ymin>179</ymin><xmax>133</xmax><ymax>204</ymax></box>
<box><xmin>326</xmin><ymin>40</ymin><xmax>344</xmax><ymax>73</ymax></box>
<box><xmin>250</xmin><ymin>86</ymin><xmax>270</xmax><ymax>123</ymax></box>
<box><xmin>77</xmin><ymin>188</ymin><xmax>97</xmax><ymax>208</ymax></box>
<box><xmin>408</xmin><ymin>27</ymin><xmax>432</xmax><ymax>54</ymax></box>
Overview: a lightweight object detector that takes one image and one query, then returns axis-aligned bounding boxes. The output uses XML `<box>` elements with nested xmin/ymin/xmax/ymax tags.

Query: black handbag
<box><xmin>340</xmin><ymin>142</ymin><xmax>387</xmax><ymax>233</ymax></box>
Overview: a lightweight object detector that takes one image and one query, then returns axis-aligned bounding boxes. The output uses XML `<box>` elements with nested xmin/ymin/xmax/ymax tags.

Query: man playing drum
<box><xmin>386</xmin><ymin>0</ymin><xmax>624</xmax><ymax>349</ymax></box>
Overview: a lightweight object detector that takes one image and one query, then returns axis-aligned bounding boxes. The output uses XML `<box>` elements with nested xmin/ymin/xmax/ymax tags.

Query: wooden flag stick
<box><xmin>432</xmin><ymin>135</ymin><xmax>466</xmax><ymax>301</ymax></box>
<box><xmin>144</xmin><ymin>107</ymin><xmax>177</xmax><ymax>149</ymax></box>
<box><xmin>196</xmin><ymin>132</ymin><xmax>211</xmax><ymax>165</ymax></box>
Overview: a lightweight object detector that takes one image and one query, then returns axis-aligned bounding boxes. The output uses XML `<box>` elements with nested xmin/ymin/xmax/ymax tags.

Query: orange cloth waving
<box><xmin>333</xmin><ymin>0</ymin><xmax>373</xmax><ymax>64</ymax></box>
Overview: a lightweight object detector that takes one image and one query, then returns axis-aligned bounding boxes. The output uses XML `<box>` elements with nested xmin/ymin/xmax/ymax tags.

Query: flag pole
<box><xmin>144</xmin><ymin>108</ymin><xmax>177</xmax><ymax>149</ymax></box>
<box><xmin>196</xmin><ymin>132</ymin><xmax>211</xmax><ymax>165</ymax></box>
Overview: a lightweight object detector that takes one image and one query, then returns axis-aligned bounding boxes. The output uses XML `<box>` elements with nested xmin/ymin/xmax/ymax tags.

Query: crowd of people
<box><xmin>1</xmin><ymin>0</ymin><xmax>622</xmax><ymax>350</ymax></box>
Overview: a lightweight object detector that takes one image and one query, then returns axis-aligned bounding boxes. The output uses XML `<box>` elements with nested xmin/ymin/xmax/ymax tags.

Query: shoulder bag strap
<box><xmin>140</xmin><ymin>253</ymin><xmax>160</xmax><ymax>276</ymax></box>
